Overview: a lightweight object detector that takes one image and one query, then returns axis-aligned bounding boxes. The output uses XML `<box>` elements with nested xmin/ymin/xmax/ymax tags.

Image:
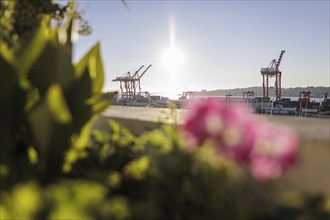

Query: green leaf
<box><xmin>0</xmin><ymin>41</ymin><xmax>14</xmax><ymax>64</ymax></box>
<box><xmin>2</xmin><ymin>183</ymin><xmax>42</xmax><ymax>219</ymax></box>
<box><xmin>0</xmin><ymin>55</ymin><xmax>25</xmax><ymax>162</ymax></box>
<box><xmin>27</xmin><ymin>41</ymin><xmax>75</xmax><ymax>96</ymax></box>
<box><xmin>58</xmin><ymin>18</ymin><xmax>73</xmax><ymax>45</ymax></box>
<box><xmin>92</xmin><ymin>130</ymin><xmax>111</xmax><ymax>144</ymax></box>
<box><xmin>65</xmin><ymin>69</ymin><xmax>92</xmax><ymax>131</ymax></box>
<box><xmin>88</xmin><ymin>92</ymin><xmax>117</xmax><ymax>115</ymax></box>
<box><xmin>107</xmin><ymin>171</ymin><xmax>122</xmax><ymax>188</ymax></box>
<box><xmin>62</xmin><ymin>117</ymin><xmax>97</xmax><ymax>173</ymax></box>
<box><xmin>72</xmin><ymin>117</ymin><xmax>96</xmax><ymax>150</ymax></box>
<box><xmin>57</xmin><ymin>17</ymin><xmax>76</xmax><ymax>62</ymax></box>
<box><xmin>74</xmin><ymin>42</ymin><xmax>104</xmax><ymax>94</ymax></box>
<box><xmin>26</xmin><ymin>93</ymin><xmax>74</xmax><ymax>176</ymax></box>
<box><xmin>28</xmin><ymin>147</ymin><xmax>39</xmax><ymax>165</ymax></box>
<box><xmin>15</xmin><ymin>17</ymin><xmax>50</xmax><ymax>89</ymax></box>
<box><xmin>24</xmin><ymin>88</ymin><xmax>40</xmax><ymax>112</ymax></box>
<box><xmin>124</xmin><ymin>156</ymin><xmax>150</xmax><ymax>180</ymax></box>
<box><xmin>47</xmin><ymin>84</ymin><xmax>73</xmax><ymax>124</ymax></box>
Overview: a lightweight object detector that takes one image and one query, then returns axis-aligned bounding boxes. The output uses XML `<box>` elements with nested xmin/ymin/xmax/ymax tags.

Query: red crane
<box><xmin>113</xmin><ymin>65</ymin><xmax>152</xmax><ymax>100</ymax></box>
<box><xmin>260</xmin><ymin>50</ymin><xmax>285</xmax><ymax>101</ymax></box>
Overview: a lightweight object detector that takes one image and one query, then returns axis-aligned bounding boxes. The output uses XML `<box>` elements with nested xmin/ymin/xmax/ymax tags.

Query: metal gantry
<box><xmin>112</xmin><ymin>65</ymin><xmax>152</xmax><ymax>100</ymax></box>
<box><xmin>243</xmin><ymin>91</ymin><xmax>255</xmax><ymax>99</ymax></box>
<box><xmin>260</xmin><ymin>50</ymin><xmax>285</xmax><ymax>101</ymax></box>
<box><xmin>179</xmin><ymin>91</ymin><xmax>196</xmax><ymax>100</ymax></box>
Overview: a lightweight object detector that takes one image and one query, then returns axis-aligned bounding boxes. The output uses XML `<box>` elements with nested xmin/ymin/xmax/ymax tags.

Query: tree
<box><xmin>0</xmin><ymin>0</ymin><xmax>91</xmax><ymax>48</ymax></box>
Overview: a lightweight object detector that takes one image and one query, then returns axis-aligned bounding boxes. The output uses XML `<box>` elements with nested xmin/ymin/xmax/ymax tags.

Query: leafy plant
<box><xmin>0</xmin><ymin>15</ymin><xmax>115</xmax><ymax>188</ymax></box>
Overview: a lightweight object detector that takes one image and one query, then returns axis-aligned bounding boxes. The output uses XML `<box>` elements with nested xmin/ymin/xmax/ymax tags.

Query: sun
<box><xmin>161</xmin><ymin>46</ymin><xmax>184</xmax><ymax>74</ymax></box>
<box><xmin>160</xmin><ymin>45</ymin><xmax>185</xmax><ymax>96</ymax></box>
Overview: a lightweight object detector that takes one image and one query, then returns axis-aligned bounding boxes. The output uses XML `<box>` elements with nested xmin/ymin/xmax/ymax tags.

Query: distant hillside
<box><xmin>200</xmin><ymin>86</ymin><xmax>330</xmax><ymax>98</ymax></box>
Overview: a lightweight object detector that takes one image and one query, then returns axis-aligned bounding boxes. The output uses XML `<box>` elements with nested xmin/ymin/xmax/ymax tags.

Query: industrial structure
<box><xmin>298</xmin><ymin>90</ymin><xmax>311</xmax><ymax>102</ymax></box>
<box><xmin>260</xmin><ymin>50</ymin><xmax>285</xmax><ymax>101</ymax></box>
<box><xmin>243</xmin><ymin>91</ymin><xmax>254</xmax><ymax>99</ymax></box>
<box><xmin>109</xmin><ymin>53</ymin><xmax>329</xmax><ymax>116</ymax></box>
<box><xmin>179</xmin><ymin>91</ymin><xmax>196</xmax><ymax>100</ymax></box>
<box><xmin>112</xmin><ymin>65</ymin><xmax>152</xmax><ymax>101</ymax></box>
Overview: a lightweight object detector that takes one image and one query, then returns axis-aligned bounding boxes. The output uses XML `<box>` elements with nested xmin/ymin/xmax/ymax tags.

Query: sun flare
<box><xmin>161</xmin><ymin>46</ymin><xmax>184</xmax><ymax>74</ymax></box>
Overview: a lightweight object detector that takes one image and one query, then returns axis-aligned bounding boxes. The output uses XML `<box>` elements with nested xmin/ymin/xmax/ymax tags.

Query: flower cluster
<box><xmin>182</xmin><ymin>98</ymin><xmax>298</xmax><ymax>181</ymax></box>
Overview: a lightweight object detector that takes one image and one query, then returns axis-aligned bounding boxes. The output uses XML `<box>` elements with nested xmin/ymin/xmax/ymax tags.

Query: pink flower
<box><xmin>249</xmin><ymin>124</ymin><xmax>298</xmax><ymax>181</ymax></box>
<box><xmin>214</xmin><ymin>117</ymin><xmax>260</xmax><ymax>164</ymax></box>
<box><xmin>182</xmin><ymin>98</ymin><xmax>299</xmax><ymax>181</ymax></box>
<box><xmin>183</xmin><ymin>98</ymin><xmax>255</xmax><ymax>164</ymax></box>
<box><xmin>182</xmin><ymin>99</ymin><xmax>225</xmax><ymax>145</ymax></box>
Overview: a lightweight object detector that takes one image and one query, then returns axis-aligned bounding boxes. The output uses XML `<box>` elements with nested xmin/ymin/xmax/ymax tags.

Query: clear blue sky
<box><xmin>73</xmin><ymin>0</ymin><xmax>329</xmax><ymax>97</ymax></box>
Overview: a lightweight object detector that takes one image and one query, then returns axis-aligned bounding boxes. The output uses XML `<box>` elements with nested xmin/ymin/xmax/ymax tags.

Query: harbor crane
<box><xmin>112</xmin><ymin>65</ymin><xmax>152</xmax><ymax>100</ymax></box>
<box><xmin>260</xmin><ymin>50</ymin><xmax>285</xmax><ymax>101</ymax></box>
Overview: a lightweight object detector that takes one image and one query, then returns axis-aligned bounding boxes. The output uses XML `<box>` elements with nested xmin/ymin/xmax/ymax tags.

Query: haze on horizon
<box><xmin>73</xmin><ymin>1</ymin><xmax>330</xmax><ymax>97</ymax></box>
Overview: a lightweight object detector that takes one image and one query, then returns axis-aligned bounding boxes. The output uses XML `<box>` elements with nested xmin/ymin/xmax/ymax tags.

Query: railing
<box><xmin>94</xmin><ymin>106</ymin><xmax>330</xmax><ymax>195</ymax></box>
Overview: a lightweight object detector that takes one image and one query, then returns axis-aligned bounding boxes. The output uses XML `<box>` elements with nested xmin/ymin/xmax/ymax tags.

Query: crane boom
<box><xmin>132</xmin><ymin>65</ymin><xmax>144</xmax><ymax>78</ymax></box>
<box><xmin>276</xmin><ymin>50</ymin><xmax>285</xmax><ymax>70</ymax></box>
<box><xmin>139</xmin><ymin>65</ymin><xmax>152</xmax><ymax>79</ymax></box>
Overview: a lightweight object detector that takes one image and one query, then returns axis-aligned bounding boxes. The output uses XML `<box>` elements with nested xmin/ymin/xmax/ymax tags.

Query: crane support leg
<box><xmin>263</xmin><ymin>74</ymin><xmax>266</xmax><ymax>98</ymax></box>
<box><xmin>266</xmin><ymin>75</ymin><xmax>269</xmax><ymax>98</ymax></box>
<box><xmin>275</xmin><ymin>72</ymin><xmax>282</xmax><ymax>101</ymax></box>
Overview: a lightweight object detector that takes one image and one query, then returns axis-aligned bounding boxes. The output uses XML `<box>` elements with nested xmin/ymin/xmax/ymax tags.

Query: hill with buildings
<box><xmin>199</xmin><ymin>86</ymin><xmax>329</xmax><ymax>98</ymax></box>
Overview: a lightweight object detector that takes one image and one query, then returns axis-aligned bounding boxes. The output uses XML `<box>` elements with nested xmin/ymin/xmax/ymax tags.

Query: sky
<box><xmin>72</xmin><ymin>0</ymin><xmax>330</xmax><ymax>97</ymax></box>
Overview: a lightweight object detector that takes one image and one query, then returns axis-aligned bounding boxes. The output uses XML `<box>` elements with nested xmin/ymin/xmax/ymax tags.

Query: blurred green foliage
<box><xmin>0</xmin><ymin>0</ymin><xmax>92</xmax><ymax>49</ymax></box>
<box><xmin>0</xmin><ymin>181</ymin><xmax>129</xmax><ymax>220</ymax></box>
<box><xmin>0</xmin><ymin>9</ymin><xmax>329</xmax><ymax>220</ymax></box>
